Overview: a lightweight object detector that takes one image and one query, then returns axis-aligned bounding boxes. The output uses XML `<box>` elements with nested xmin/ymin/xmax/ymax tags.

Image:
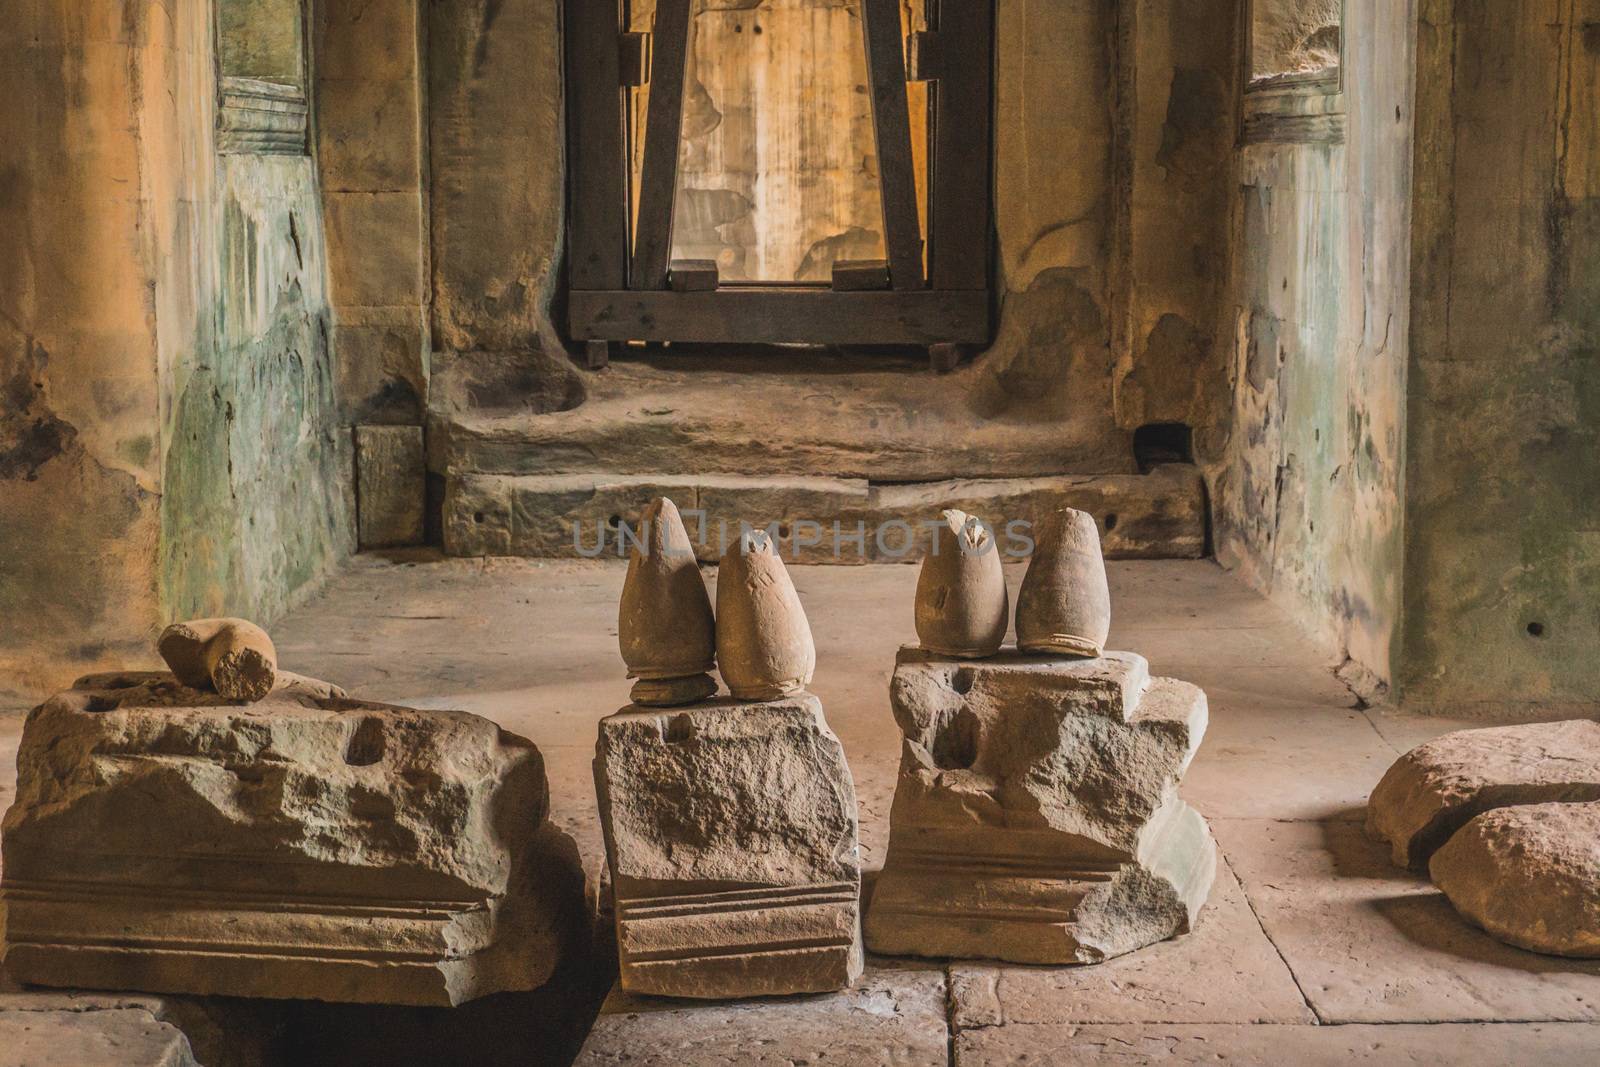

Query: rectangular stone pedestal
<box><xmin>0</xmin><ymin>672</ymin><xmax>586</xmax><ymax>1006</ymax></box>
<box><xmin>865</xmin><ymin>648</ymin><xmax>1216</xmax><ymax>965</ymax></box>
<box><xmin>594</xmin><ymin>695</ymin><xmax>863</xmax><ymax>998</ymax></box>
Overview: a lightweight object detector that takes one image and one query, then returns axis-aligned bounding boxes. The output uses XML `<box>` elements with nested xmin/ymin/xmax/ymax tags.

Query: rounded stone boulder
<box><xmin>1366</xmin><ymin>720</ymin><xmax>1600</xmax><ymax>869</ymax></box>
<box><xmin>1430</xmin><ymin>801</ymin><xmax>1600</xmax><ymax>958</ymax></box>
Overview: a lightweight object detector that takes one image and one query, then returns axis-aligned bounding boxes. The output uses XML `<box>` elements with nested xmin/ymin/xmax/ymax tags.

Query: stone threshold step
<box><xmin>443</xmin><ymin>465</ymin><xmax>1206</xmax><ymax>563</ymax></box>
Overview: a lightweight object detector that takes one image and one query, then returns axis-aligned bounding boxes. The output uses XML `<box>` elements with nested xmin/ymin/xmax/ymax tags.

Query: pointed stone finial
<box><xmin>915</xmin><ymin>509</ymin><xmax>1008</xmax><ymax>658</ymax></box>
<box><xmin>158</xmin><ymin>618</ymin><xmax>279</xmax><ymax>702</ymax></box>
<box><xmin>715</xmin><ymin>528</ymin><xmax>816</xmax><ymax>701</ymax></box>
<box><xmin>1015</xmin><ymin>507</ymin><xmax>1111</xmax><ymax>658</ymax></box>
<box><xmin>618</xmin><ymin>497</ymin><xmax>718</xmax><ymax>706</ymax></box>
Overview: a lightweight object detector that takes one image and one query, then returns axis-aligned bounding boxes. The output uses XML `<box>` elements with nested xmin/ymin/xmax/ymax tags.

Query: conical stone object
<box><xmin>915</xmin><ymin>509</ymin><xmax>1008</xmax><ymax>658</ymax></box>
<box><xmin>716</xmin><ymin>529</ymin><xmax>816</xmax><ymax>701</ymax></box>
<box><xmin>1016</xmin><ymin>507</ymin><xmax>1111</xmax><ymax>657</ymax></box>
<box><xmin>618</xmin><ymin>497</ymin><xmax>718</xmax><ymax>706</ymax></box>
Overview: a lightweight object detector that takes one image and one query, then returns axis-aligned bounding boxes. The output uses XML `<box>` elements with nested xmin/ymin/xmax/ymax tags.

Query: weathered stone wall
<box><xmin>1400</xmin><ymin>0</ymin><xmax>1600</xmax><ymax>714</ymax></box>
<box><xmin>1114</xmin><ymin>0</ymin><xmax>1240</xmax><ymax>440</ymax></box>
<box><xmin>1214</xmin><ymin>0</ymin><xmax>1415</xmax><ymax>691</ymax></box>
<box><xmin>424</xmin><ymin>0</ymin><xmax>1240</xmax><ymax>478</ymax></box>
<box><xmin>315</xmin><ymin>0</ymin><xmax>431</xmax><ymax>426</ymax></box>
<box><xmin>0</xmin><ymin>0</ymin><xmax>352</xmax><ymax>692</ymax></box>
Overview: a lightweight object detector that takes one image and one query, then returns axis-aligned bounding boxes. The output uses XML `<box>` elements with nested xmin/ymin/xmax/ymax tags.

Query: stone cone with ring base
<box><xmin>1016</xmin><ymin>506</ymin><xmax>1111</xmax><ymax>657</ymax></box>
<box><xmin>618</xmin><ymin>497</ymin><xmax>718</xmax><ymax>706</ymax></box>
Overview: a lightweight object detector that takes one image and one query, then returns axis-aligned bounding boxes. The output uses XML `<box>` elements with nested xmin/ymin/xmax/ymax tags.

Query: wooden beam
<box><xmin>569</xmin><ymin>289</ymin><xmax>990</xmax><ymax>345</ymax></box>
<box><xmin>860</xmin><ymin>0</ymin><xmax>925</xmax><ymax>291</ymax></box>
<box><xmin>618</xmin><ymin>31</ymin><xmax>652</xmax><ymax>87</ymax></box>
<box><xmin>564</xmin><ymin>0</ymin><xmax>631</xmax><ymax>291</ymax></box>
<box><xmin>929</xmin><ymin>0</ymin><xmax>994</xmax><ymax>292</ymax></box>
<box><xmin>831</xmin><ymin>259</ymin><xmax>891</xmax><ymax>291</ymax></box>
<box><xmin>929</xmin><ymin>342</ymin><xmax>963</xmax><ymax>373</ymax></box>
<box><xmin>668</xmin><ymin>259</ymin><xmax>719</xmax><ymax>291</ymax></box>
<box><xmin>630</xmin><ymin>0</ymin><xmax>693</xmax><ymax>291</ymax></box>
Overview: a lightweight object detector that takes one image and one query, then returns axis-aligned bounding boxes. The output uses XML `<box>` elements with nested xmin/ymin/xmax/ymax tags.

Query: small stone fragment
<box><xmin>1015</xmin><ymin>507</ymin><xmax>1111</xmax><ymax>657</ymax></box>
<box><xmin>1366</xmin><ymin>720</ymin><xmax>1600</xmax><ymax>869</ymax></box>
<box><xmin>714</xmin><ymin>530</ymin><xmax>816</xmax><ymax>701</ymax></box>
<box><xmin>1430</xmin><ymin>801</ymin><xmax>1600</xmax><ymax>958</ymax></box>
<box><xmin>618</xmin><ymin>497</ymin><xmax>718</xmax><ymax>706</ymax></box>
<box><xmin>594</xmin><ymin>694</ymin><xmax>863</xmax><ymax>998</ymax></box>
<box><xmin>914</xmin><ymin>509</ymin><xmax>1008</xmax><ymax>658</ymax></box>
<box><xmin>157</xmin><ymin>618</ymin><xmax>278</xmax><ymax>702</ymax></box>
<box><xmin>865</xmin><ymin>648</ymin><xmax>1215</xmax><ymax>965</ymax></box>
<box><xmin>0</xmin><ymin>674</ymin><xmax>586</xmax><ymax>1006</ymax></box>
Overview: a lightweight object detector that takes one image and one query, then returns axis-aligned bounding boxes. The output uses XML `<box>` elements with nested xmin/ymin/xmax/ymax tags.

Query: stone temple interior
<box><xmin>1</xmin><ymin>1</ymin><xmax>1599</xmax><ymax>1065</ymax></box>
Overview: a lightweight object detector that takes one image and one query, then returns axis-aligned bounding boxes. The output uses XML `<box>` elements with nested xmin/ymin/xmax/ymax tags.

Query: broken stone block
<box><xmin>865</xmin><ymin>648</ymin><xmax>1216</xmax><ymax>965</ymax></box>
<box><xmin>355</xmin><ymin>424</ymin><xmax>426</xmax><ymax>548</ymax></box>
<box><xmin>0</xmin><ymin>672</ymin><xmax>586</xmax><ymax>1007</ymax></box>
<box><xmin>1366</xmin><ymin>720</ymin><xmax>1600</xmax><ymax>869</ymax></box>
<box><xmin>594</xmin><ymin>694</ymin><xmax>863</xmax><ymax>998</ymax></box>
<box><xmin>157</xmin><ymin>618</ymin><xmax>278</xmax><ymax>702</ymax></box>
<box><xmin>1430</xmin><ymin>801</ymin><xmax>1600</xmax><ymax>958</ymax></box>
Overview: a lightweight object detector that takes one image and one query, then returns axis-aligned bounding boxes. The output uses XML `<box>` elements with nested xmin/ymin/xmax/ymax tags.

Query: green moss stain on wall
<box><xmin>160</xmin><ymin>155</ymin><xmax>353</xmax><ymax>626</ymax></box>
<box><xmin>1215</xmin><ymin>0</ymin><xmax>1415</xmax><ymax>690</ymax></box>
<box><xmin>1400</xmin><ymin>0</ymin><xmax>1600</xmax><ymax>713</ymax></box>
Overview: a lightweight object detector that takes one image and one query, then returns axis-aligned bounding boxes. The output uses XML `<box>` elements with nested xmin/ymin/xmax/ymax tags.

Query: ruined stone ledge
<box><xmin>443</xmin><ymin>465</ymin><xmax>1206</xmax><ymax>562</ymax></box>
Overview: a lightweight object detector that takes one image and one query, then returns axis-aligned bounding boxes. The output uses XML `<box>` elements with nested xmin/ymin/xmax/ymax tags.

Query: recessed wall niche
<box><xmin>1240</xmin><ymin>0</ymin><xmax>1345</xmax><ymax>146</ymax></box>
<box><xmin>216</xmin><ymin>0</ymin><xmax>310</xmax><ymax>155</ymax></box>
<box><xmin>1248</xmin><ymin>0</ymin><xmax>1342</xmax><ymax>88</ymax></box>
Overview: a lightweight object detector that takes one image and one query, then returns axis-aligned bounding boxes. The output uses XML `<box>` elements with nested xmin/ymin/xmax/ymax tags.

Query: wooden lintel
<box><xmin>570</xmin><ymin>289</ymin><xmax>991</xmax><ymax>346</ymax></box>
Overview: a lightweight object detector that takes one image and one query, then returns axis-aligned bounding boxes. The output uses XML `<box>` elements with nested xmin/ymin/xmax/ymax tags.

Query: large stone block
<box><xmin>356</xmin><ymin>424</ymin><xmax>426</xmax><ymax>548</ymax></box>
<box><xmin>594</xmin><ymin>695</ymin><xmax>864</xmax><ymax>998</ymax></box>
<box><xmin>865</xmin><ymin>648</ymin><xmax>1216</xmax><ymax>965</ymax></box>
<box><xmin>0</xmin><ymin>672</ymin><xmax>586</xmax><ymax>1007</ymax></box>
<box><xmin>1366</xmin><ymin>720</ymin><xmax>1600</xmax><ymax>869</ymax></box>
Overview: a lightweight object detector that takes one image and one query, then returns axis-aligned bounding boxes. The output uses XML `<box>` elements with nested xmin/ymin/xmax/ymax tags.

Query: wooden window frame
<box><xmin>563</xmin><ymin>0</ymin><xmax>996</xmax><ymax>366</ymax></box>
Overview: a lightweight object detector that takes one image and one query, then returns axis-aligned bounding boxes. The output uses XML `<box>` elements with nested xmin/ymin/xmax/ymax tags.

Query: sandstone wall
<box><xmin>421</xmin><ymin>0</ymin><xmax>1240</xmax><ymax>476</ymax></box>
<box><xmin>1399</xmin><ymin>0</ymin><xmax>1600</xmax><ymax>714</ymax></box>
<box><xmin>0</xmin><ymin>0</ymin><xmax>352</xmax><ymax>692</ymax></box>
<box><xmin>1213</xmin><ymin>0</ymin><xmax>1416</xmax><ymax>692</ymax></box>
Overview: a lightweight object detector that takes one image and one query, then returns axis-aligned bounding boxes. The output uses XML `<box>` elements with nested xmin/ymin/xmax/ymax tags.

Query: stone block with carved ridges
<box><xmin>594</xmin><ymin>695</ymin><xmax>863</xmax><ymax>998</ymax></box>
<box><xmin>865</xmin><ymin>648</ymin><xmax>1216</xmax><ymax>965</ymax></box>
<box><xmin>0</xmin><ymin>672</ymin><xmax>588</xmax><ymax>1007</ymax></box>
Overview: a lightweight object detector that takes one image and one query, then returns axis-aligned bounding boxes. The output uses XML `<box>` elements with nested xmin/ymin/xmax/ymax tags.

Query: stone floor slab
<box><xmin>1184</xmin><ymin>694</ymin><xmax>1399</xmax><ymax>820</ymax></box>
<box><xmin>954</xmin><ymin>1022</ymin><xmax>1600</xmax><ymax>1065</ymax></box>
<box><xmin>947</xmin><ymin>858</ymin><xmax>1313</xmax><ymax>1027</ymax></box>
<box><xmin>1214</xmin><ymin>817</ymin><xmax>1600</xmax><ymax>1023</ymax></box>
<box><xmin>572</xmin><ymin>963</ymin><xmax>948</xmax><ymax>1066</ymax></box>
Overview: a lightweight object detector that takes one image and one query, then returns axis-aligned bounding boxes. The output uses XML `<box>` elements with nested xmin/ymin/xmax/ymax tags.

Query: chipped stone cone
<box><xmin>618</xmin><ymin>498</ymin><xmax>718</xmax><ymax>707</ymax></box>
<box><xmin>914</xmin><ymin>509</ymin><xmax>1008</xmax><ymax>658</ymax></box>
<box><xmin>158</xmin><ymin>618</ymin><xmax>278</xmax><ymax>702</ymax></box>
<box><xmin>1015</xmin><ymin>507</ymin><xmax>1111</xmax><ymax>658</ymax></box>
<box><xmin>715</xmin><ymin>530</ymin><xmax>816</xmax><ymax>702</ymax></box>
